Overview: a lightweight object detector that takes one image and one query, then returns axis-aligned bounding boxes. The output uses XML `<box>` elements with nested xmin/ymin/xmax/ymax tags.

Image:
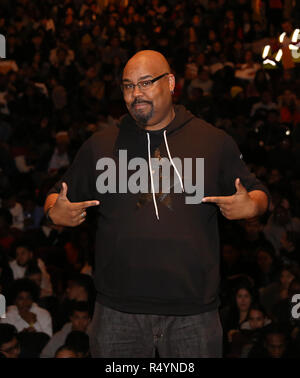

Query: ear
<box><xmin>168</xmin><ymin>74</ymin><xmax>175</xmax><ymax>93</ymax></box>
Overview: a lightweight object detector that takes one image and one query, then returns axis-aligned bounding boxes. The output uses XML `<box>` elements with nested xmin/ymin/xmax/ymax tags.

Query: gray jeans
<box><xmin>88</xmin><ymin>302</ymin><xmax>223</xmax><ymax>358</ymax></box>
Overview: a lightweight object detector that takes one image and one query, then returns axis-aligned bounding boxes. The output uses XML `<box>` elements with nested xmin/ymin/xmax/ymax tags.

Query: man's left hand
<box><xmin>202</xmin><ymin>178</ymin><xmax>257</xmax><ymax>220</ymax></box>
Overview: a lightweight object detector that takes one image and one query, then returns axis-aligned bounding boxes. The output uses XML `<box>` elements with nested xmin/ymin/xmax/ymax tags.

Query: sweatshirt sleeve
<box><xmin>218</xmin><ymin>133</ymin><xmax>270</xmax><ymax>203</ymax></box>
<box><xmin>46</xmin><ymin>138</ymin><xmax>97</xmax><ymax>203</ymax></box>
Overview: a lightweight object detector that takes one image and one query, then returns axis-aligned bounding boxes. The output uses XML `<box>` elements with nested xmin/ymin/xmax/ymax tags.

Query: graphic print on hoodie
<box><xmin>48</xmin><ymin>105</ymin><xmax>269</xmax><ymax>315</ymax></box>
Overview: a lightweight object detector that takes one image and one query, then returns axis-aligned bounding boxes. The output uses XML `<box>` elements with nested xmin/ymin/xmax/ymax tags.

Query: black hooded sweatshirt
<box><xmin>48</xmin><ymin>105</ymin><xmax>269</xmax><ymax>315</ymax></box>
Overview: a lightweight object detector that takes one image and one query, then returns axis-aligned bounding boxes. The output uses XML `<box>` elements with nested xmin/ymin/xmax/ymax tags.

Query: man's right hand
<box><xmin>19</xmin><ymin>310</ymin><xmax>37</xmax><ymax>325</ymax></box>
<box><xmin>47</xmin><ymin>182</ymin><xmax>100</xmax><ymax>227</ymax></box>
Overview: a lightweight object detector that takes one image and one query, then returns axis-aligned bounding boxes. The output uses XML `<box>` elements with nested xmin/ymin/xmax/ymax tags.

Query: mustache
<box><xmin>131</xmin><ymin>99</ymin><xmax>153</xmax><ymax>107</ymax></box>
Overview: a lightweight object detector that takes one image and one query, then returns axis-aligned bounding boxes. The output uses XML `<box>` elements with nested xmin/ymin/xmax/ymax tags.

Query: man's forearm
<box><xmin>248</xmin><ymin>190</ymin><xmax>269</xmax><ymax>217</ymax></box>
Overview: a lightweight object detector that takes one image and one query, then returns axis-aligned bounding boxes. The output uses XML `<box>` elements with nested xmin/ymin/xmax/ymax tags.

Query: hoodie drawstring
<box><xmin>163</xmin><ymin>130</ymin><xmax>184</xmax><ymax>193</ymax></box>
<box><xmin>147</xmin><ymin>133</ymin><xmax>159</xmax><ymax>220</ymax></box>
<box><xmin>147</xmin><ymin>130</ymin><xmax>184</xmax><ymax>221</ymax></box>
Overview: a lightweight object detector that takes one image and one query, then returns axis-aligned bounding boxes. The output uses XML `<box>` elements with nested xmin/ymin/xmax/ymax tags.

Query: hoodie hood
<box><xmin>117</xmin><ymin>104</ymin><xmax>195</xmax><ymax>136</ymax></box>
<box><xmin>115</xmin><ymin>104</ymin><xmax>195</xmax><ymax>161</ymax></box>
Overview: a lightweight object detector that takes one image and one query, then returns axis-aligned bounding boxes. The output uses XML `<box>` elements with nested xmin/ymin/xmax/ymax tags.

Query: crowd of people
<box><xmin>0</xmin><ymin>0</ymin><xmax>300</xmax><ymax>358</ymax></box>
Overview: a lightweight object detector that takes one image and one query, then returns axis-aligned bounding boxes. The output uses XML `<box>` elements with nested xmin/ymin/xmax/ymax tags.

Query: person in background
<box><xmin>64</xmin><ymin>330</ymin><xmax>90</xmax><ymax>358</ymax></box>
<box><xmin>264</xmin><ymin>198</ymin><xmax>300</xmax><ymax>256</ymax></box>
<box><xmin>221</xmin><ymin>282</ymin><xmax>257</xmax><ymax>354</ymax></box>
<box><xmin>54</xmin><ymin>273</ymin><xmax>95</xmax><ymax>332</ymax></box>
<box><xmin>54</xmin><ymin>344</ymin><xmax>78</xmax><ymax>358</ymax></box>
<box><xmin>17</xmin><ymin>331</ymin><xmax>50</xmax><ymax>358</ymax></box>
<box><xmin>259</xmin><ymin>263</ymin><xmax>300</xmax><ymax>316</ymax></box>
<box><xmin>1</xmin><ymin>278</ymin><xmax>53</xmax><ymax>337</ymax></box>
<box><xmin>251</xmin><ymin>241</ymin><xmax>280</xmax><ymax>289</ymax></box>
<box><xmin>248</xmin><ymin>325</ymin><xmax>294</xmax><ymax>358</ymax></box>
<box><xmin>48</xmin><ymin>131</ymin><xmax>70</xmax><ymax>175</ymax></box>
<box><xmin>41</xmin><ymin>301</ymin><xmax>91</xmax><ymax>358</ymax></box>
<box><xmin>0</xmin><ymin>324</ymin><xmax>20</xmax><ymax>358</ymax></box>
<box><xmin>9</xmin><ymin>239</ymin><xmax>53</xmax><ymax>296</ymax></box>
<box><xmin>25</xmin><ymin>261</ymin><xmax>53</xmax><ymax>298</ymax></box>
<box><xmin>228</xmin><ymin>303</ymin><xmax>272</xmax><ymax>358</ymax></box>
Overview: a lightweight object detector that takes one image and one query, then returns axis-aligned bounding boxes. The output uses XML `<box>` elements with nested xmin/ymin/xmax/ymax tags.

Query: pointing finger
<box><xmin>202</xmin><ymin>196</ymin><xmax>232</xmax><ymax>204</ymax></box>
<box><xmin>72</xmin><ymin>200</ymin><xmax>100</xmax><ymax>210</ymax></box>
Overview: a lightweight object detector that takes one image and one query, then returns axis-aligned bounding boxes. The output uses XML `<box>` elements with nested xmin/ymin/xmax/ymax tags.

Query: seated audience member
<box><xmin>55</xmin><ymin>273</ymin><xmax>95</xmax><ymax>331</ymax></box>
<box><xmin>248</xmin><ymin>325</ymin><xmax>295</xmax><ymax>358</ymax></box>
<box><xmin>241</xmin><ymin>303</ymin><xmax>272</xmax><ymax>331</ymax></box>
<box><xmin>18</xmin><ymin>331</ymin><xmax>50</xmax><ymax>358</ymax></box>
<box><xmin>2</xmin><ymin>191</ymin><xmax>24</xmax><ymax>230</ymax></box>
<box><xmin>228</xmin><ymin>303</ymin><xmax>272</xmax><ymax>358</ymax></box>
<box><xmin>25</xmin><ymin>261</ymin><xmax>53</xmax><ymax>298</ymax></box>
<box><xmin>220</xmin><ymin>282</ymin><xmax>257</xmax><ymax>354</ymax></box>
<box><xmin>251</xmin><ymin>241</ymin><xmax>280</xmax><ymax>289</ymax></box>
<box><xmin>48</xmin><ymin>131</ymin><xmax>70</xmax><ymax>174</ymax></box>
<box><xmin>41</xmin><ymin>301</ymin><xmax>91</xmax><ymax>358</ymax></box>
<box><xmin>2</xmin><ymin>278</ymin><xmax>52</xmax><ymax>337</ymax></box>
<box><xmin>250</xmin><ymin>91</ymin><xmax>278</xmax><ymax>119</ymax></box>
<box><xmin>260</xmin><ymin>263</ymin><xmax>300</xmax><ymax>316</ymax></box>
<box><xmin>234</xmin><ymin>50</ymin><xmax>261</xmax><ymax>81</ymax></box>
<box><xmin>9</xmin><ymin>239</ymin><xmax>53</xmax><ymax>296</ymax></box>
<box><xmin>0</xmin><ymin>324</ymin><xmax>20</xmax><ymax>358</ymax></box>
<box><xmin>264</xmin><ymin>199</ymin><xmax>300</xmax><ymax>256</ymax></box>
<box><xmin>65</xmin><ymin>330</ymin><xmax>90</xmax><ymax>358</ymax></box>
<box><xmin>55</xmin><ymin>344</ymin><xmax>78</xmax><ymax>358</ymax></box>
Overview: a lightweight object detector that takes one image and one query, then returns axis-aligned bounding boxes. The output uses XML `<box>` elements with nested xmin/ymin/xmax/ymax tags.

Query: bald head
<box><xmin>123</xmin><ymin>50</ymin><xmax>171</xmax><ymax>78</ymax></box>
<box><xmin>122</xmin><ymin>50</ymin><xmax>175</xmax><ymax>130</ymax></box>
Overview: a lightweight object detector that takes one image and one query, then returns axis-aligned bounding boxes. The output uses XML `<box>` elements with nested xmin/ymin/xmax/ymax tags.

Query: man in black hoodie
<box><xmin>44</xmin><ymin>50</ymin><xmax>269</xmax><ymax>358</ymax></box>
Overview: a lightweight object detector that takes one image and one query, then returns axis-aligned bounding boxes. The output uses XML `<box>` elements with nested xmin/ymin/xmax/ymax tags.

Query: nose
<box><xmin>132</xmin><ymin>84</ymin><xmax>143</xmax><ymax>97</ymax></box>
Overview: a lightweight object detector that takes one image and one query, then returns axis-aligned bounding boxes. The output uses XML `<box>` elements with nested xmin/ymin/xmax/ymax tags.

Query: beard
<box><xmin>130</xmin><ymin>99</ymin><xmax>154</xmax><ymax>125</ymax></box>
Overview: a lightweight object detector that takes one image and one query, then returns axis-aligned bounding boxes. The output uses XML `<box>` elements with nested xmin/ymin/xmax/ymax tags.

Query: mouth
<box><xmin>133</xmin><ymin>102</ymin><xmax>150</xmax><ymax>110</ymax></box>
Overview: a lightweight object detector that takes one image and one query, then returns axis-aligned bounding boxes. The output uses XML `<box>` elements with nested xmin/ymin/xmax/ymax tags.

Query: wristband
<box><xmin>46</xmin><ymin>206</ymin><xmax>55</xmax><ymax>225</ymax></box>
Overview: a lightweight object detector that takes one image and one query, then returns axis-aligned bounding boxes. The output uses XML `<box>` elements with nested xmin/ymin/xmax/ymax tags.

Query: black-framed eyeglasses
<box><xmin>121</xmin><ymin>73</ymin><xmax>169</xmax><ymax>93</ymax></box>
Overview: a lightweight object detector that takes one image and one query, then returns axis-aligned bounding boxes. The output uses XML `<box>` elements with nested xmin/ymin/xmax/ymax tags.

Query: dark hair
<box><xmin>65</xmin><ymin>331</ymin><xmax>89</xmax><ymax>356</ymax></box>
<box><xmin>280</xmin><ymin>263</ymin><xmax>300</xmax><ymax>280</ymax></box>
<box><xmin>224</xmin><ymin>282</ymin><xmax>257</xmax><ymax>331</ymax></box>
<box><xmin>9</xmin><ymin>278</ymin><xmax>40</xmax><ymax>303</ymax></box>
<box><xmin>256</xmin><ymin>240</ymin><xmax>276</xmax><ymax>259</ymax></box>
<box><xmin>288</xmin><ymin>278</ymin><xmax>300</xmax><ymax>297</ymax></box>
<box><xmin>0</xmin><ymin>324</ymin><xmax>18</xmax><ymax>347</ymax></box>
<box><xmin>13</xmin><ymin>238</ymin><xmax>35</xmax><ymax>255</ymax></box>
<box><xmin>18</xmin><ymin>331</ymin><xmax>50</xmax><ymax>358</ymax></box>
<box><xmin>67</xmin><ymin>273</ymin><xmax>96</xmax><ymax>303</ymax></box>
<box><xmin>55</xmin><ymin>344</ymin><xmax>77</xmax><ymax>357</ymax></box>
<box><xmin>263</xmin><ymin>324</ymin><xmax>288</xmax><ymax>340</ymax></box>
<box><xmin>248</xmin><ymin>302</ymin><xmax>268</xmax><ymax>317</ymax></box>
<box><xmin>234</xmin><ymin>281</ymin><xmax>257</xmax><ymax>299</ymax></box>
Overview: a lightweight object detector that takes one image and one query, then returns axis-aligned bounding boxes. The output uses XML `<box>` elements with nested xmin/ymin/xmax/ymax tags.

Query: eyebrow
<box><xmin>122</xmin><ymin>75</ymin><xmax>153</xmax><ymax>83</ymax></box>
